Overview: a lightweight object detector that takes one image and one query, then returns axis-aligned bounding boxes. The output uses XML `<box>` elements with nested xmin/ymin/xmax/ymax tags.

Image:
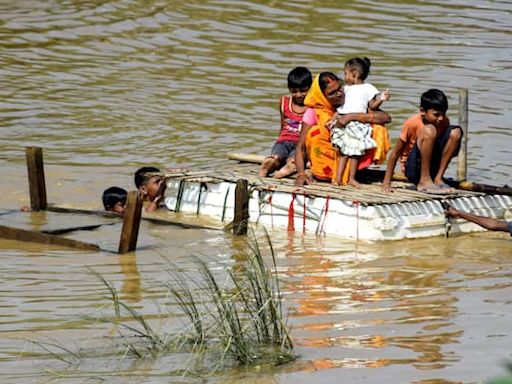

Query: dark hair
<box><xmin>287</xmin><ymin>66</ymin><xmax>312</xmax><ymax>89</ymax></box>
<box><xmin>345</xmin><ymin>57</ymin><xmax>371</xmax><ymax>81</ymax></box>
<box><xmin>102</xmin><ymin>186</ymin><xmax>127</xmax><ymax>210</ymax></box>
<box><xmin>420</xmin><ymin>89</ymin><xmax>448</xmax><ymax>112</ymax></box>
<box><xmin>318</xmin><ymin>71</ymin><xmax>340</xmax><ymax>92</ymax></box>
<box><xmin>134</xmin><ymin>166</ymin><xmax>160</xmax><ymax>188</ymax></box>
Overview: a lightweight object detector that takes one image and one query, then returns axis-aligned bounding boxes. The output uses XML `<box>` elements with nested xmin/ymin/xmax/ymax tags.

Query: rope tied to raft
<box><xmin>287</xmin><ymin>193</ymin><xmax>296</xmax><ymax>232</ymax></box>
<box><xmin>316</xmin><ymin>195</ymin><xmax>330</xmax><ymax>236</ymax></box>
<box><xmin>267</xmin><ymin>187</ymin><xmax>274</xmax><ymax>228</ymax></box>
<box><xmin>302</xmin><ymin>192</ymin><xmax>307</xmax><ymax>234</ymax></box>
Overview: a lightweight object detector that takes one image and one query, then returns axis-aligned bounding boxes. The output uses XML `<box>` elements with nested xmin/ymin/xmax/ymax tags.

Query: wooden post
<box><xmin>26</xmin><ymin>147</ymin><xmax>47</xmax><ymax>211</ymax></box>
<box><xmin>457</xmin><ymin>89</ymin><xmax>468</xmax><ymax>181</ymax></box>
<box><xmin>118</xmin><ymin>191</ymin><xmax>143</xmax><ymax>254</ymax></box>
<box><xmin>233</xmin><ymin>179</ymin><xmax>249</xmax><ymax>235</ymax></box>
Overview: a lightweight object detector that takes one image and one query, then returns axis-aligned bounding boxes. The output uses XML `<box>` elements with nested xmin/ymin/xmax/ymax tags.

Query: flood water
<box><xmin>1</xmin><ymin>0</ymin><xmax>512</xmax><ymax>383</ymax></box>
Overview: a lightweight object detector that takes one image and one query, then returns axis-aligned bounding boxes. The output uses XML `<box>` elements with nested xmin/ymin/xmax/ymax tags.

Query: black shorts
<box><xmin>270</xmin><ymin>141</ymin><xmax>296</xmax><ymax>166</ymax></box>
<box><xmin>405</xmin><ymin>125</ymin><xmax>462</xmax><ymax>185</ymax></box>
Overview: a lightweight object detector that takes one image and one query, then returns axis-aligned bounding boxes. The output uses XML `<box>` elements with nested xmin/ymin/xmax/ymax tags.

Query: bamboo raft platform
<box><xmin>159</xmin><ymin>157</ymin><xmax>512</xmax><ymax>241</ymax></box>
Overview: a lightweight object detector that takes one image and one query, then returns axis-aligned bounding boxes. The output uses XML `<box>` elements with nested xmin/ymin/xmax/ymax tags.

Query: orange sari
<box><xmin>304</xmin><ymin>75</ymin><xmax>390</xmax><ymax>183</ymax></box>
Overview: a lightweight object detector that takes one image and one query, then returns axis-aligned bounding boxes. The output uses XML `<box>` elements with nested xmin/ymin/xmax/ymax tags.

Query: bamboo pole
<box><xmin>26</xmin><ymin>147</ymin><xmax>47</xmax><ymax>211</ymax></box>
<box><xmin>118</xmin><ymin>191</ymin><xmax>143</xmax><ymax>254</ymax></box>
<box><xmin>457</xmin><ymin>89</ymin><xmax>468</xmax><ymax>181</ymax></box>
<box><xmin>233</xmin><ymin>179</ymin><xmax>249</xmax><ymax>235</ymax></box>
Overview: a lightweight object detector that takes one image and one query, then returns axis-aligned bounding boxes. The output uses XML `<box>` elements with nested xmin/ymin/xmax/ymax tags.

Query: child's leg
<box><xmin>335</xmin><ymin>154</ymin><xmax>348</xmax><ymax>185</ymax></box>
<box><xmin>348</xmin><ymin>156</ymin><xmax>361</xmax><ymax>188</ymax></box>
<box><xmin>258</xmin><ymin>155</ymin><xmax>280</xmax><ymax>177</ymax></box>
<box><xmin>274</xmin><ymin>156</ymin><xmax>297</xmax><ymax>179</ymax></box>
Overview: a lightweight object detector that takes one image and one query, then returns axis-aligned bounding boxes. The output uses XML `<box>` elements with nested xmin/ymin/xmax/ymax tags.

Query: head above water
<box><xmin>319</xmin><ymin>71</ymin><xmax>344</xmax><ymax>108</ymax></box>
<box><xmin>134</xmin><ymin>166</ymin><xmax>163</xmax><ymax>200</ymax></box>
<box><xmin>420</xmin><ymin>88</ymin><xmax>448</xmax><ymax>113</ymax></box>
<box><xmin>344</xmin><ymin>57</ymin><xmax>371</xmax><ymax>84</ymax></box>
<box><xmin>102</xmin><ymin>186</ymin><xmax>127</xmax><ymax>215</ymax></box>
<box><xmin>287</xmin><ymin>66</ymin><xmax>312</xmax><ymax>107</ymax></box>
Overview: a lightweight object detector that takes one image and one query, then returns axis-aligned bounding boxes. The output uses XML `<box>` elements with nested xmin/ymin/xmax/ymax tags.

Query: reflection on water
<box><xmin>1</xmin><ymin>0</ymin><xmax>512</xmax><ymax>383</ymax></box>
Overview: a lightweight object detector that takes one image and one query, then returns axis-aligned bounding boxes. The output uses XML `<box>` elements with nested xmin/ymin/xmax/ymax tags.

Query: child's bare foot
<box><xmin>417</xmin><ymin>182</ymin><xmax>454</xmax><ymax>194</ymax></box>
<box><xmin>348</xmin><ymin>179</ymin><xmax>361</xmax><ymax>188</ymax></box>
<box><xmin>258</xmin><ymin>157</ymin><xmax>277</xmax><ymax>177</ymax></box>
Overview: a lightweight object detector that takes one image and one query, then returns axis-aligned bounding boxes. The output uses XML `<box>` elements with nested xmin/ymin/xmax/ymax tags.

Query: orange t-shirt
<box><xmin>398</xmin><ymin>113</ymin><xmax>450</xmax><ymax>171</ymax></box>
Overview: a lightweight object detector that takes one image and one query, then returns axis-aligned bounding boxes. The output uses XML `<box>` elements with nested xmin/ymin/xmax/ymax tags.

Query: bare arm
<box><xmin>336</xmin><ymin>110</ymin><xmax>392</xmax><ymax>127</ymax></box>
<box><xmin>382</xmin><ymin>138</ymin><xmax>406</xmax><ymax>193</ymax></box>
<box><xmin>446</xmin><ymin>207</ymin><xmax>510</xmax><ymax>232</ymax></box>
<box><xmin>294</xmin><ymin>123</ymin><xmax>313</xmax><ymax>187</ymax></box>
<box><xmin>368</xmin><ymin>89</ymin><xmax>391</xmax><ymax>111</ymax></box>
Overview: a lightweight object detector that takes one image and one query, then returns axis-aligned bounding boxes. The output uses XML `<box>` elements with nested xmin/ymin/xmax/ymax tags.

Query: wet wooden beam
<box><xmin>0</xmin><ymin>224</ymin><xmax>100</xmax><ymax>251</ymax></box>
<box><xmin>118</xmin><ymin>191</ymin><xmax>143</xmax><ymax>254</ymax></box>
<box><xmin>26</xmin><ymin>147</ymin><xmax>47</xmax><ymax>211</ymax></box>
<box><xmin>457</xmin><ymin>89</ymin><xmax>468</xmax><ymax>181</ymax></box>
<box><xmin>233</xmin><ymin>179</ymin><xmax>249</xmax><ymax>235</ymax></box>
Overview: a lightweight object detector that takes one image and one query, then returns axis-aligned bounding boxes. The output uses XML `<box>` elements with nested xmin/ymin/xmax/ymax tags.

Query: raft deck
<box><xmin>160</xmin><ymin>163</ymin><xmax>512</xmax><ymax>241</ymax></box>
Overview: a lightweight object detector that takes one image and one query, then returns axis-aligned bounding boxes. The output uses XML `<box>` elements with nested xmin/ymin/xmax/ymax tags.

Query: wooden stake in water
<box><xmin>118</xmin><ymin>191</ymin><xmax>143</xmax><ymax>254</ymax></box>
<box><xmin>457</xmin><ymin>89</ymin><xmax>469</xmax><ymax>181</ymax></box>
<box><xmin>26</xmin><ymin>146</ymin><xmax>47</xmax><ymax>211</ymax></box>
<box><xmin>233</xmin><ymin>179</ymin><xmax>249</xmax><ymax>236</ymax></box>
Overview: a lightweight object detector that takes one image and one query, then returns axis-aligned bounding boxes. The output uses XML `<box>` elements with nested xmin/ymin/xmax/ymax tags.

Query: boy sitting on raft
<box><xmin>382</xmin><ymin>89</ymin><xmax>462</xmax><ymax>194</ymax></box>
<box><xmin>258</xmin><ymin>66</ymin><xmax>312</xmax><ymax>178</ymax></box>
<box><xmin>134</xmin><ymin>167</ymin><xmax>166</xmax><ymax>212</ymax></box>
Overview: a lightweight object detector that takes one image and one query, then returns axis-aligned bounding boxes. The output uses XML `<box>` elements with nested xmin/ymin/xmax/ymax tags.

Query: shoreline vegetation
<box><xmin>30</xmin><ymin>231</ymin><xmax>295</xmax><ymax>379</ymax></box>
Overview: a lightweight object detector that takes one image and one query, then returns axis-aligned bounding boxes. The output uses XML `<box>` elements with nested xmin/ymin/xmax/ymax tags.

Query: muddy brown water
<box><xmin>1</xmin><ymin>1</ymin><xmax>512</xmax><ymax>383</ymax></box>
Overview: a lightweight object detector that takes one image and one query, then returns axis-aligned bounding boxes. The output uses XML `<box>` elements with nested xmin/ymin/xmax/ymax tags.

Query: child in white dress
<box><xmin>331</xmin><ymin>57</ymin><xmax>390</xmax><ymax>187</ymax></box>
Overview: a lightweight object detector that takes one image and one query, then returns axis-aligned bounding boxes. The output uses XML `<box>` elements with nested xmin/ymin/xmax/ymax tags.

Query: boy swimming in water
<box><xmin>134</xmin><ymin>167</ymin><xmax>165</xmax><ymax>212</ymax></box>
<box><xmin>102</xmin><ymin>186</ymin><xmax>127</xmax><ymax>215</ymax></box>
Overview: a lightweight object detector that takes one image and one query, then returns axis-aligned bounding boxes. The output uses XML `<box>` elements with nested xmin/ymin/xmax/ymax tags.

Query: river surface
<box><xmin>1</xmin><ymin>1</ymin><xmax>511</xmax><ymax>383</ymax></box>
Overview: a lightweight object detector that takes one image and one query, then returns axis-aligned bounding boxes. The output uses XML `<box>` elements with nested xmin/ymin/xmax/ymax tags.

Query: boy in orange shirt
<box><xmin>382</xmin><ymin>89</ymin><xmax>462</xmax><ymax>194</ymax></box>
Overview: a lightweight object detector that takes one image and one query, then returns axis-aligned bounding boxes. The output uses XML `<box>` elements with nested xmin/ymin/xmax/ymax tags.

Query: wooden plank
<box><xmin>457</xmin><ymin>89</ymin><xmax>469</xmax><ymax>181</ymax></box>
<box><xmin>25</xmin><ymin>147</ymin><xmax>47</xmax><ymax>211</ymax></box>
<box><xmin>233</xmin><ymin>179</ymin><xmax>249</xmax><ymax>235</ymax></box>
<box><xmin>0</xmin><ymin>224</ymin><xmax>100</xmax><ymax>251</ymax></box>
<box><xmin>47</xmin><ymin>205</ymin><xmax>222</xmax><ymax>230</ymax></box>
<box><xmin>118</xmin><ymin>191</ymin><xmax>143</xmax><ymax>254</ymax></box>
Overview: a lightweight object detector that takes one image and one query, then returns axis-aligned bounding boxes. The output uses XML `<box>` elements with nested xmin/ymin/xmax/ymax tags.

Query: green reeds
<box><xmin>165</xmin><ymin>229</ymin><xmax>294</xmax><ymax>370</ymax></box>
<box><xmin>33</xmin><ymin>232</ymin><xmax>294</xmax><ymax>376</ymax></box>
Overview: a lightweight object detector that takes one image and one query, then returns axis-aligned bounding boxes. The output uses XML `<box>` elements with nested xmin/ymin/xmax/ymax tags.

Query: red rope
<box><xmin>288</xmin><ymin>193</ymin><xmax>296</xmax><ymax>232</ymax></box>
<box><xmin>319</xmin><ymin>196</ymin><xmax>330</xmax><ymax>236</ymax></box>
<box><xmin>302</xmin><ymin>193</ymin><xmax>307</xmax><ymax>233</ymax></box>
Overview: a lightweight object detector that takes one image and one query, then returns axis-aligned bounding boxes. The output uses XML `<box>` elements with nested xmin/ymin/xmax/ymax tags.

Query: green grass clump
<box><xmin>56</xmin><ymin>232</ymin><xmax>295</xmax><ymax>375</ymax></box>
<box><xmin>164</xmin><ymin>230</ymin><xmax>294</xmax><ymax>371</ymax></box>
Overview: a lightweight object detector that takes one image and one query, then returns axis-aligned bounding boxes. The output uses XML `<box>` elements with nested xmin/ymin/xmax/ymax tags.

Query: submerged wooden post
<box><xmin>233</xmin><ymin>179</ymin><xmax>249</xmax><ymax>235</ymax></box>
<box><xmin>457</xmin><ymin>89</ymin><xmax>468</xmax><ymax>181</ymax></box>
<box><xmin>118</xmin><ymin>191</ymin><xmax>143</xmax><ymax>254</ymax></box>
<box><xmin>26</xmin><ymin>147</ymin><xmax>47</xmax><ymax>211</ymax></box>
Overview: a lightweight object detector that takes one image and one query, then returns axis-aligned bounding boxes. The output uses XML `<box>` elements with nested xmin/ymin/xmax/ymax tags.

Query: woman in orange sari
<box><xmin>295</xmin><ymin>72</ymin><xmax>391</xmax><ymax>187</ymax></box>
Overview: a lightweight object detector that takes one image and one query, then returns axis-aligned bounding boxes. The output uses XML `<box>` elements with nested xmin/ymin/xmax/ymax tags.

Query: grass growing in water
<box><xmin>36</xmin><ymin>232</ymin><xmax>295</xmax><ymax>376</ymax></box>
<box><xmin>164</xmin><ymin>230</ymin><xmax>294</xmax><ymax>370</ymax></box>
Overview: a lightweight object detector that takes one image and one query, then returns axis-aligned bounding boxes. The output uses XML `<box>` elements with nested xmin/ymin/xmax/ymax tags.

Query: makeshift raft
<box><xmin>160</xmin><ymin>159</ymin><xmax>512</xmax><ymax>241</ymax></box>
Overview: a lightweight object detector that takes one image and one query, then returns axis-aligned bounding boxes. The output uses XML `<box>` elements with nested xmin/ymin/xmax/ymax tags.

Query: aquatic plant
<box><xmin>29</xmin><ymin>232</ymin><xmax>294</xmax><ymax>377</ymax></box>
<box><xmin>31</xmin><ymin>231</ymin><xmax>294</xmax><ymax>378</ymax></box>
<box><xmin>163</xmin><ymin>230</ymin><xmax>294</xmax><ymax>370</ymax></box>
